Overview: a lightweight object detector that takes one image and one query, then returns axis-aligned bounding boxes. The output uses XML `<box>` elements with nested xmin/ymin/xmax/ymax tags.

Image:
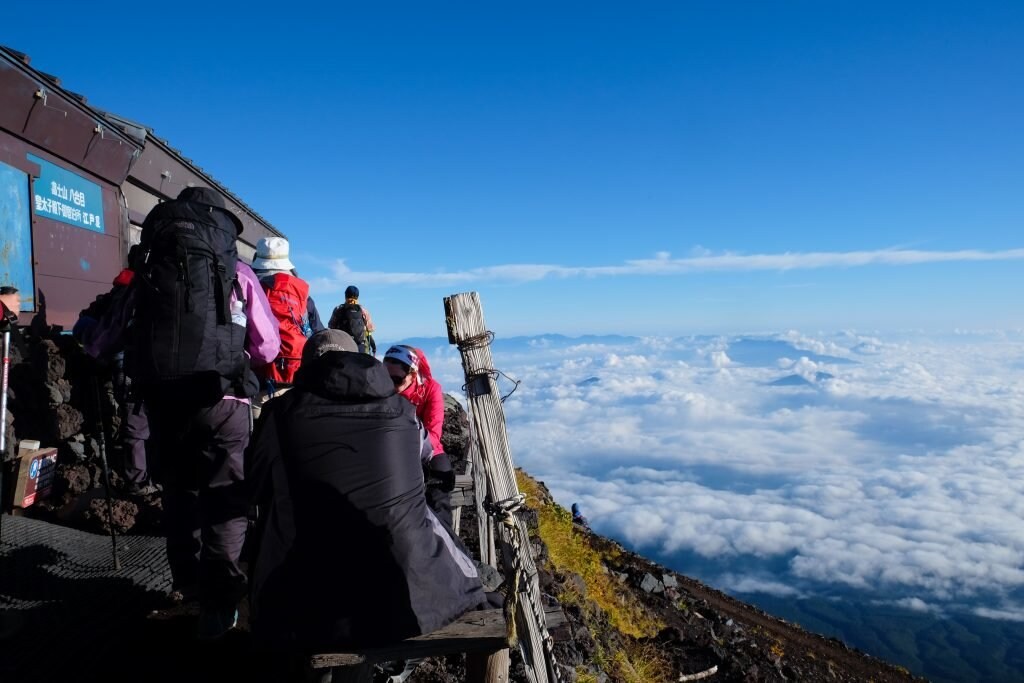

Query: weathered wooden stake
<box><xmin>445</xmin><ymin>291</ymin><xmax>558</xmax><ymax>683</ymax></box>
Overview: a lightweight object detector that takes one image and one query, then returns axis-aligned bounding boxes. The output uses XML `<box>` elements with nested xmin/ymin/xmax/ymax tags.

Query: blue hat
<box><xmin>345</xmin><ymin>285</ymin><xmax>359</xmax><ymax>299</ymax></box>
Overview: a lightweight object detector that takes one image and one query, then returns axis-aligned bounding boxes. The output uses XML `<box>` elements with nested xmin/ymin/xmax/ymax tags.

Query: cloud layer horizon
<box><xmin>415</xmin><ymin>329</ymin><xmax>1024</xmax><ymax>623</ymax></box>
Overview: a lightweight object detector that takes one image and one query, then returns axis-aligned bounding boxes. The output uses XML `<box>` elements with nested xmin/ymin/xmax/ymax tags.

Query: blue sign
<box><xmin>0</xmin><ymin>160</ymin><xmax>35</xmax><ymax>309</ymax></box>
<box><xmin>27</xmin><ymin>153</ymin><xmax>104</xmax><ymax>233</ymax></box>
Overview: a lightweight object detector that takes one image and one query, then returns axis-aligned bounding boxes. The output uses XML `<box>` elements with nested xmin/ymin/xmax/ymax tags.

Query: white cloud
<box><xmin>312</xmin><ymin>247</ymin><xmax>1024</xmax><ymax>291</ymax></box>
<box><xmin>721</xmin><ymin>575</ymin><xmax>805</xmax><ymax>598</ymax></box>
<box><xmin>973</xmin><ymin>605</ymin><xmax>1024</xmax><ymax>622</ymax></box>
<box><xmin>456</xmin><ymin>332</ymin><xmax>1024</xmax><ymax>620</ymax></box>
<box><xmin>882</xmin><ymin>597</ymin><xmax>943</xmax><ymax>615</ymax></box>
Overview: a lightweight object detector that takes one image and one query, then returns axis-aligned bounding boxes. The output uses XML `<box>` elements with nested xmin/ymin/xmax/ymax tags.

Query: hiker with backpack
<box><xmin>246</xmin><ymin>329</ymin><xmax>488</xmax><ymax>658</ymax></box>
<box><xmin>328</xmin><ymin>285</ymin><xmax>376</xmax><ymax>355</ymax></box>
<box><xmin>383</xmin><ymin>345</ymin><xmax>456</xmax><ymax>529</ymax></box>
<box><xmin>86</xmin><ymin>187</ymin><xmax>280</xmax><ymax>640</ymax></box>
<box><xmin>250</xmin><ymin>237</ymin><xmax>324</xmax><ymax>419</ymax></box>
<box><xmin>75</xmin><ymin>247</ymin><xmax>161</xmax><ymax>496</ymax></box>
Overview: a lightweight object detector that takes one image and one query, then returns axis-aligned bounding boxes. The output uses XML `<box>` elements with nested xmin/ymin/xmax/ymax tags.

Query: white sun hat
<box><xmin>252</xmin><ymin>236</ymin><xmax>295</xmax><ymax>271</ymax></box>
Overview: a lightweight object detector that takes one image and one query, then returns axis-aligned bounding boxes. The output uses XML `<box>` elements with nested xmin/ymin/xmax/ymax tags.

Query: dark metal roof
<box><xmin>0</xmin><ymin>44</ymin><xmax>284</xmax><ymax>239</ymax></box>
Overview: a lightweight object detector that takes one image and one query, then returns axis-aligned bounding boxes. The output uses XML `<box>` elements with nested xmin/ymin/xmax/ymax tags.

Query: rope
<box><xmin>483</xmin><ymin>478</ymin><xmax>562</xmax><ymax>683</ymax></box>
<box><xmin>456</xmin><ymin>330</ymin><xmax>495</xmax><ymax>351</ymax></box>
<box><xmin>484</xmin><ymin>493</ymin><xmax>527</xmax><ymax>521</ymax></box>
<box><xmin>463</xmin><ymin>367</ymin><xmax>521</xmax><ymax>403</ymax></box>
<box><xmin>456</xmin><ymin>330</ymin><xmax>521</xmax><ymax>402</ymax></box>
<box><xmin>505</xmin><ymin>564</ymin><xmax>522</xmax><ymax>648</ymax></box>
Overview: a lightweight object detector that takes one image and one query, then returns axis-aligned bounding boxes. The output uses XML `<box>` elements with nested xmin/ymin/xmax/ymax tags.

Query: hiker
<box><xmin>0</xmin><ymin>286</ymin><xmax>20</xmax><ymax>324</ymax></box>
<box><xmin>328</xmin><ymin>285</ymin><xmax>376</xmax><ymax>355</ymax></box>
<box><xmin>251</xmin><ymin>237</ymin><xmax>323</xmax><ymax>419</ymax></box>
<box><xmin>75</xmin><ymin>249</ymin><xmax>160</xmax><ymax>496</ymax></box>
<box><xmin>384</xmin><ymin>345</ymin><xmax>444</xmax><ymax>454</ymax></box>
<box><xmin>0</xmin><ymin>285</ymin><xmax>28</xmax><ymax>360</ymax></box>
<box><xmin>571</xmin><ymin>502</ymin><xmax>589</xmax><ymax>528</ymax></box>
<box><xmin>247</xmin><ymin>329</ymin><xmax>487</xmax><ymax>653</ymax></box>
<box><xmin>87</xmin><ymin>187</ymin><xmax>280</xmax><ymax>640</ymax></box>
<box><xmin>383</xmin><ymin>345</ymin><xmax>455</xmax><ymax>528</ymax></box>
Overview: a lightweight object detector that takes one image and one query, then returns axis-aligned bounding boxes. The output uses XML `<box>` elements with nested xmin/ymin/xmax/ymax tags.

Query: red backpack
<box><xmin>259</xmin><ymin>272</ymin><xmax>312</xmax><ymax>385</ymax></box>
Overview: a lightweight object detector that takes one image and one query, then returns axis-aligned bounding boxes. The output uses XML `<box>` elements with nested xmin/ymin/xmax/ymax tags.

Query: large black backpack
<box><xmin>130</xmin><ymin>189</ymin><xmax>256</xmax><ymax>403</ymax></box>
<box><xmin>329</xmin><ymin>302</ymin><xmax>367</xmax><ymax>350</ymax></box>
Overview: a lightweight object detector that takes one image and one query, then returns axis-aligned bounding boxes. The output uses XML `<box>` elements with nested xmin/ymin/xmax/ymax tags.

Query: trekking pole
<box><xmin>0</xmin><ymin>326</ymin><xmax>10</xmax><ymax>541</ymax></box>
<box><xmin>91</xmin><ymin>373</ymin><xmax>121</xmax><ymax>570</ymax></box>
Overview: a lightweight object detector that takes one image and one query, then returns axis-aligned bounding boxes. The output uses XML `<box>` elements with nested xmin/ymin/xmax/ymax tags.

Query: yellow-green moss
<box><xmin>613</xmin><ymin>643</ymin><xmax>674</xmax><ymax>683</ymax></box>
<box><xmin>516</xmin><ymin>471</ymin><xmax>663</xmax><ymax>640</ymax></box>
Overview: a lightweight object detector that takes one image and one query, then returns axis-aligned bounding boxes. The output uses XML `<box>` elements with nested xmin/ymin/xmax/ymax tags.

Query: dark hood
<box><xmin>295</xmin><ymin>351</ymin><xmax>396</xmax><ymax>401</ymax></box>
<box><xmin>176</xmin><ymin>186</ymin><xmax>244</xmax><ymax>235</ymax></box>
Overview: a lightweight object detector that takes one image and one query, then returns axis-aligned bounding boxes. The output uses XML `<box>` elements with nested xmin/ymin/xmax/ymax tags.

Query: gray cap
<box><xmin>302</xmin><ymin>329</ymin><xmax>358</xmax><ymax>364</ymax></box>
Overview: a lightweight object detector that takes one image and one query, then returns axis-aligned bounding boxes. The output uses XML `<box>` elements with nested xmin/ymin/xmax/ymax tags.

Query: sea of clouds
<box><xmin>412</xmin><ymin>330</ymin><xmax>1024</xmax><ymax>623</ymax></box>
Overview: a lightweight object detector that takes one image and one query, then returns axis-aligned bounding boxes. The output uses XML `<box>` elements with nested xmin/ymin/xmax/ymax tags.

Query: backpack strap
<box><xmin>213</xmin><ymin>259</ymin><xmax>229</xmax><ymax>324</ymax></box>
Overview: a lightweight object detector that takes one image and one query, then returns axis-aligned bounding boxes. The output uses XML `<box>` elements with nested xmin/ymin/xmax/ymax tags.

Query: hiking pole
<box><xmin>0</xmin><ymin>325</ymin><xmax>10</xmax><ymax>541</ymax></box>
<box><xmin>91</xmin><ymin>373</ymin><xmax>121</xmax><ymax>570</ymax></box>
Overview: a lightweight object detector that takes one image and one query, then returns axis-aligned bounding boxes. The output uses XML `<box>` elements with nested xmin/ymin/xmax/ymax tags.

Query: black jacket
<box><xmin>247</xmin><ymin>351</ymin><xmax>486</xmax><ymax>650</ymax></box>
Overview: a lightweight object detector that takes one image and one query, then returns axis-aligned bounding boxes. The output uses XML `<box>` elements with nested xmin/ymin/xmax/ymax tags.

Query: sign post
<box><xmin>0</xmin><ymin>326</ymin><xmax>10</xmax><ymax>540</ymax></box>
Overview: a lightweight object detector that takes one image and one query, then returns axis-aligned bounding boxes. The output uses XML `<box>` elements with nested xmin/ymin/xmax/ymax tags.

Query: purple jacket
<box><xmin>86</xmin><ymin>261</ymin><xmax>280</xmax><ymax>400</ymax></box>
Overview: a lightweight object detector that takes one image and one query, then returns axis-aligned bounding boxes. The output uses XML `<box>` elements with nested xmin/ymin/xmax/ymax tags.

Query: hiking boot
<box><xmin>126</xmin><ymin>480</ymin><xmax>163</xmax><ymax>496</ymax></box>
<box><xmin>159</xmin><ymin>584</ymin><xmax>199</xmax><ymax>609</ymax></box>
<box><xmin>196</xmin><ymin>606</ymin><xmax>238</xmax><ymax>641</ymax></box>
<box><xmin>377</xmin><ymin>659</ymin><xmax>422</xmax><ymax>683</ymax></box>
<box><xmin>167</xmin><ymin>588</ymin><xmax>196</xmax><ymax>605</ymax></box>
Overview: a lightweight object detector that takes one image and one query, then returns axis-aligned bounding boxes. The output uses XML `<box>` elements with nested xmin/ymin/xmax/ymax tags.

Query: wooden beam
<box><xmin>308</xmin><ymin>609</ymin><xmax>508</xmax><ymax>669</ymax></box>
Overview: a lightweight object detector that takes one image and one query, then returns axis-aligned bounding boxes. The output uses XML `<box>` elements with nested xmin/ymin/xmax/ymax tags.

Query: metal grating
<box><xmin>0</xmin><ymin>515</ymin><xmax>170</xmax><ymax>682</ymax></box>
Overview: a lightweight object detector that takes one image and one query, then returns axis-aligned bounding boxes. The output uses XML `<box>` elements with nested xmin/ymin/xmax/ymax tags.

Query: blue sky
<box><xmin>3</xmin><ymin>1</ymin><xmax>1023</xmax><ymax>337</ymax></box>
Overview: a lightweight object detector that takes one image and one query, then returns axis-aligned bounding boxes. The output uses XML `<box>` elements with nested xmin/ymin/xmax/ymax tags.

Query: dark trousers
<box><xmin>123</xmin><ymin>402</ymin><xmax>151</xmax><ymax>484</ymax></box>
<box><xmin>148</xmin><ymin>397</ymin><xmax>251</xmax><ymax>609</ymax></box>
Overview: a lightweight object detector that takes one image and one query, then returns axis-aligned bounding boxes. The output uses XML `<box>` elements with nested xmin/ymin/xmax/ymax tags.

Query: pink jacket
<box><xmin>398</xmin><ymin>348</ymin><xmax>445</xmax><ymax>454</ymax></box>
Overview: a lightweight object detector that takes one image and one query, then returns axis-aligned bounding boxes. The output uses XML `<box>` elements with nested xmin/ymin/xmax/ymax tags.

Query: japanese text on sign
<box><xmin>27</xmin><ymin>153</ymin><xmax>104</xmax><ymax>233</ymax></box>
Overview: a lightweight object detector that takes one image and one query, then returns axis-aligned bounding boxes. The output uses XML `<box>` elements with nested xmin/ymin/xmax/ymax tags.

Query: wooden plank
<box><xmin>543</xmin><ymin>605</ymin><xmax>567</xmax><ymax>631</ymax></box>
<box><xmin>450</xmin><ymin>490</ymin><xmax>476</xmax><ymax>508</ymax></box>
<box><xmin>450</xmin><ymin>472</ymin><xmax>476</xmax><ymax>507</ymax></box>
<box><xmin>308</xmin><ymin>609</ymin><xmax>508</xmax><ymax>669</ymax></box>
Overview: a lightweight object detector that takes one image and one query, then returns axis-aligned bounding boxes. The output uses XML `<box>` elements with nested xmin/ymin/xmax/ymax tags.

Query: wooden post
<box><xmin>452</xmin><ymin>504</ymin><xmax>463</xmax><ymax>535</ymax></box>
<box><xmin>445</xmin><ymin>292</ymin><xmax>558</xmax><ymax>683</ymax></box>
<box><xmin>467</xmin><ymin>649</ymin><xmax>511</xmax><ymax>683</ymax></box>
